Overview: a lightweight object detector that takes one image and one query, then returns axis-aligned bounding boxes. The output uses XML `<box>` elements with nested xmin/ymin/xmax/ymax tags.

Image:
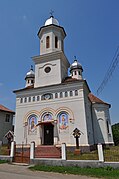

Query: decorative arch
<box><xmin>24</xmin><ymin>110</ymin><xmax>39</xmax><ymax>123</ymax></box>
<box><xmin>39</xmin><ymin>108</ymin><xmax>55</xmax><ymax>122</ymax></box>
<box><xmin>56</xmin><ymin>107</ymin><xmax>75</xmax><ymax>129</ymax></box>
<box><xmin>55</xmin><ymin>107</ymin><xmax>74</xmax><ymax>120</ymax></box>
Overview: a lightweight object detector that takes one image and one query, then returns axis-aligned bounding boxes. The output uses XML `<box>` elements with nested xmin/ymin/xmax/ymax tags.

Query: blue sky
<box><xmin>0</xmin><ymin>0</ymin><xmax>119</xmax><ymax>124</ymax></box>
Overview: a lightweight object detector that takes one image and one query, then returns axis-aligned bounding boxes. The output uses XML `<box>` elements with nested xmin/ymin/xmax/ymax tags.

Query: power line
<box><xmin>97</xmin><ymin>46</ymin><xmax>119</xmax><ymax>96</ymax></box>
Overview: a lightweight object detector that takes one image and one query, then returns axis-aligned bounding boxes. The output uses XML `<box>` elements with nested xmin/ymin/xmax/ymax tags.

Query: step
<box><xmin>35</xmin><ymin>145</ymin><xmax>61</xmax><ymax>158</ymax></box>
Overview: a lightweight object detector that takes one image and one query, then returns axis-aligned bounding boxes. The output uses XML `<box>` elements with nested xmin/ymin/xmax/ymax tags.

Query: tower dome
<box><xmin>25</xmin><ymin>66</ymin><xmax>35</xmax><ymax>87</ymax></box>
<box><xmin>45</xmin><ymin>16</ymin><xmax>59</xmax><ymax>26</ymax></box>
<box><xmin>70</xmin><ymin>59</ymin><xmax>83</xmax><ymax>72</ymax></box>
<box><xmin>25</xmin><ymin>69</ymin><xmax>35</xmax><ymax>79</ymax></box>
<box><xmin>70</xmin><ymin>58</ymin><xmax>83</xmax><ymax>80</ymax></box>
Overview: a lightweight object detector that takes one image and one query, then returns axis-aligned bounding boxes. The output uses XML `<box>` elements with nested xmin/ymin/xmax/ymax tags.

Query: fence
<box><xmin>103</xmin><ymin>146</ymin><xmax>119</xmax><ymax>162</ymax></box>
<box><xmin>13</xmin><ymin>143</ymin><xmax>30</xmax><ymax>163</ymax></box>
<box><xmin>1</xmin><ymin>142</ymin><xmax>118</xmax><ymax>163</ymax></box>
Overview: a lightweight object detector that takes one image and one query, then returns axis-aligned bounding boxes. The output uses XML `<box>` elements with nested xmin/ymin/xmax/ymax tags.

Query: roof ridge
<box><xmin>0</xmin><ymin>104</ymin><xmax>15</xmax><ymax>113</ymax></box>
<box><xmin>88</xmin><ymin>93</ymin><xmax>111</xmax><ymax>107</ymax></box>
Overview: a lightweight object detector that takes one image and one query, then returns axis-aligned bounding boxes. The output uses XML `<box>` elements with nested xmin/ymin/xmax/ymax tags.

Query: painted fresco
<box><xmin>42</xmin><ymin>113</ymin><xmax>53</xmax><ymax>121</ymax></box>
<box><xmin>28</xmin><ymin>115</ymin><xmax>37</xmax><ymax>134</ymax></box>
<box><xmin>59</xmin><ymin>112</ymin><xmax>68</xmax><ymax>130</ymax></box>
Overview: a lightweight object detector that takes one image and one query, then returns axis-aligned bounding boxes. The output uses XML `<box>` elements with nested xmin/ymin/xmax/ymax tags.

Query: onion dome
<box><xmin>70</xmin><ymin>59</ymin><xmax>83</xmax><ymax>72</ymax></box>
<box><xmin>45</xmin><ymin>16</ymin><xmax>59</xmax><ymax>26</ymax></box>
<box><xmin>25</xmin><ymin>66</ymin><xmax>35</xmax><ymax>80</ymax></box>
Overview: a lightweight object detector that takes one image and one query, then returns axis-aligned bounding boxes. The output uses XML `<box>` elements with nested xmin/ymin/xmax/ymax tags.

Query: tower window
<box><xmin>44</xmin><ymin>66</ymin><xmax>51</xmax><ymax>73</ymax></box>
<box><xmin>31</xmin><ymin>80</ymin><xmax>34</xmax><ymax>84</ymax></box>
<box><xmin>55</xmin><ymin>36</ymin><xmax>58</xmax><ymax>48</ymax></box>
<box><xmin>74</xmin><ymin>71</ymin><xmax>77</xmax><ymax>75</ymax></box>
<box><xmin>46</xmin><ymin>36</ymin><xmax>50</xmax><ymax>48</ymax></box>
<box><xmin>78</xmin><ymin>71</ymin><xmax>80</xmax><ymax>75</ymax></box>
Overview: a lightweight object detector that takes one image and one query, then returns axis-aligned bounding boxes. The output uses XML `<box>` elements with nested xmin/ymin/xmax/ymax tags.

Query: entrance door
<box><xmin>44</xmin><ymin>124</ymin><xmax>53</xmax><ymax>145</ymax></box>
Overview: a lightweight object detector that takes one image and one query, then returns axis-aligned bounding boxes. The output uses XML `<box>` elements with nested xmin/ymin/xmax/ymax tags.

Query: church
<box><xmin>14</xmin><ymin>15</ymin><xmax>114</xmax><ymax>151</ymax></box>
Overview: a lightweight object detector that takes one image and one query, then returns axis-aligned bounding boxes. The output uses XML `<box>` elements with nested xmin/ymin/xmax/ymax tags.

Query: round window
<box><xmin>44</xmin><ymin>66</ymin><xmax>51</xmax><ymax>73</ymax></box>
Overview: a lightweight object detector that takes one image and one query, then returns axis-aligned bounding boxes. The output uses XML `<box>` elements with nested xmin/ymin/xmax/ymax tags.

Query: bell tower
<box><xmin>38</xmin><ymin>15</ymin><xmax>66</xmax><ymax>55</ymax></box>
<box><xmin>33</xmin><ymin>16</ymin><xmax>70</xmax><ymax>88</ymax></box>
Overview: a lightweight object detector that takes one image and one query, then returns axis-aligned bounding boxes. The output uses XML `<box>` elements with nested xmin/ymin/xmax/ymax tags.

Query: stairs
<box><xmin>35</xmin><ymin>145</ymin><xmax>61</xmax><ymax>158</ymax></box>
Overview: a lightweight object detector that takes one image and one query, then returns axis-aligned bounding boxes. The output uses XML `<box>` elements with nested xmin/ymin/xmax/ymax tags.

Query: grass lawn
<box><xmin>29</xmin><ymin>165</ymin><xmax>119</xmax><ymax>179</ymax></box>
<box><xmin>0</xmin><ymin>145</ymin><xmax>10</xmax><ymax>155</ymax></box>
<box><xmin>0</xmin><ymin>160</ymin><xmax>7</xmax><ymax>164</ymax></box>
<box><xmin>67</xmin><ymin>150</ymin><xmax>98</xmax><ymax>160</ymax></box>
<box><xmin>67</xmin><ymin>146</ymin><xmax>119</xmax><ymax>162</ymax></box>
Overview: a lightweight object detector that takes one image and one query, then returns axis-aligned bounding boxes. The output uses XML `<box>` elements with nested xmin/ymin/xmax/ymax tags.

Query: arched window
<box><xmin>46</xmin><ymin>36</ymin><xmax>50</xmax><ymax>48</ymax></box>
<box><xmin>55</xmin><ymin>36</ymin><xmax>58</xmax><ymax>48</ymax></box>
<box><xmin>74</xmin><ymin>71</ymin><xmax>77</xmax><ymax>75</ymax></box>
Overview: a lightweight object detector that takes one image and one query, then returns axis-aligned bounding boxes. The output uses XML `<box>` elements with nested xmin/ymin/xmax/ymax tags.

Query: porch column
<box><xmin>38</xmin><ymin>125</ymin><xmax>42</xmax><ymax>145</ymax></box>
<box><xmin>30</xmin><ymin>141</ymin><xmax>35</xmax><ymax>160</ymax></box>
<box><xmin>54</xmin><ymin>122</ymin><xmax>58</xmax><ymax>145</ymax></box>
<box><xmin>61</xmin><ymin>143</ymin><xmax>66</xmax><ymax>160</ymax></box>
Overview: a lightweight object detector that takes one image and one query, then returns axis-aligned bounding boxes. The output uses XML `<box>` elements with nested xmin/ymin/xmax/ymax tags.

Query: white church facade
<box><xmin>14</xmin><ymin>16</ymin><xmax>114</xmax><ymax>151</ymax></box>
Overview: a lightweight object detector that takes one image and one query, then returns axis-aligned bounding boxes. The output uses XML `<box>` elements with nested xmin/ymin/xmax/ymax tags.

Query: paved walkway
<box><xmin>0</xmin><ymin>163</ymin><xmax>99</xmax><ymax>179</ymax></box>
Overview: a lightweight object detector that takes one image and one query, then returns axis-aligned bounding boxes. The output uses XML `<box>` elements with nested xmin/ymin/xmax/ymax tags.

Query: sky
<box><xmin>0</xmin><ymin>0</ymin><xmax>119</xmax><ymax>124</ymax></box>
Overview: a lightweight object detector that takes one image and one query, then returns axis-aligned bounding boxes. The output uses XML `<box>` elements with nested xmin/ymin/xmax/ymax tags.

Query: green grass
<box><xmin>0</xmin><ymin>145</ymin><xmax>10</xmax><ymax>155</ymax></box>
<box><xmin>104</xmin><ymin>146</ymin><xmax>119</xmax><ymax>162</ymax></box>
<box><xmin>0</xmin><ymin>160</ymin><xmax>7</xmax><ymax>164</ymax></box>
<box><xmin>67</xmin><ymin>146</ymin><xmax>119</xmax><ymax>162</ymax></box>
<box><xmin>67</xmin><ymin>150</ymin><xmax>98</xmax><ymax>160</ymax></box>
<box><xmin>29</xmin><ymin>165</ymin><xmax>119</xmax><ymax>179</ymax></box>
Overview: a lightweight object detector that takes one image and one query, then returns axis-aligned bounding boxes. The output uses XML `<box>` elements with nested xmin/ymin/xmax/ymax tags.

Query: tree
<box><xmin>112</xmin><ymin>123</ymin><xmax>119</xmax><ymax>146</ymax></box>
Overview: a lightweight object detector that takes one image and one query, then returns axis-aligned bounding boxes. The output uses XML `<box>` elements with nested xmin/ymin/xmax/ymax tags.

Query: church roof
<box><xmin>0</xmin><ymin>104</ymin><xmax>15</xmax><ymax>114</ymax></box>
<box><xmin>88</xmin><ymin>93</ymin><xmax>111</xmax><ymax>107</ymax></box>
<box><xmin>62</xmin><ymin>76</ymin><xmax>80</xmax><ymax>83</ymax></box>
<box><xmin>13</xmin><ymin>78</ymin><xmax>91</xmax><ymax>94</ymax></box>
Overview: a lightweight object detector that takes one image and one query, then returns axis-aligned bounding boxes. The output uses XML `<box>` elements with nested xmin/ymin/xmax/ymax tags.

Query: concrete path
<box><xmin>0</xmin><ymin>163</ymin><xmax>99</xmax><ymax>179</ymax></box>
